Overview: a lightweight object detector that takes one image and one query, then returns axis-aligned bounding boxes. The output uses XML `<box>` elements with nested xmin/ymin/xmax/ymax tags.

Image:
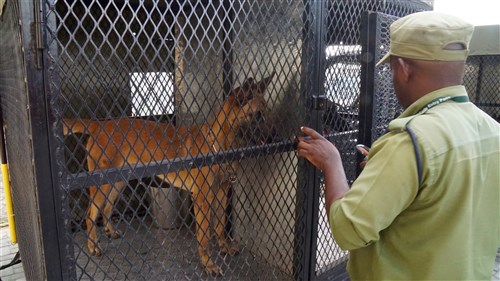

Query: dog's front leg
<box><xmin>193</xmin><ymin>190</ymin><xmax>221</xmax><ymax>276</ymax></box>
<box><xmin>101</xmin><ymin>181</ymin><xmax>126</xmax><ymax>239</ymax></box>
<box><xmin>215</xmin><ymin>180</ymin><xmax>238</xmax><ymax>256</ymax></box>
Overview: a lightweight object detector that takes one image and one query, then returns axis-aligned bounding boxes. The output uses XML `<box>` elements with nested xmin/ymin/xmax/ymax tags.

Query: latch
<box><xmin>310</xmin><ymin>95</ymin><xmax>327</xmax><ymax>110</ymax></box>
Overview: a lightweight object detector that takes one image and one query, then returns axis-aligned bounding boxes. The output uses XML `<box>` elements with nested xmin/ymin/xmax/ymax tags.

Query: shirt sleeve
<box><xmin>329</xmin><ymin>130</ymin><xmax>420</xmax><ymax>250</ymax></box>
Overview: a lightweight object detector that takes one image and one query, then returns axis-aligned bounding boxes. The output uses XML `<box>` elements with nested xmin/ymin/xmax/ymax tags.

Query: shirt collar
<box><xmin>399</xmin><ymin>85</ymin><xmax>469</xmax><ymax>118</ymax></box>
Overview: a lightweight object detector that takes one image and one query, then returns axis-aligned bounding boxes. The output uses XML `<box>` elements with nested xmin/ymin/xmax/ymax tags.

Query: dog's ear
<box><xmin>242</xmin><ymin>78</ymin><xmax>254</xmax><ymax>91</ymax></box>
<box><xmin>234</xmin><ymin>73</ymin><xmax>274</xmax><ymax>105</ymax></box>
<box><xmin>235</xmin><ymin>78</ymin><xmax>255</xmax><ymax>105</ymax></box>
<box><xmin>257</xmin><ymin>72</ymin><xmax>274</xmax><ymax>93</ymax></box>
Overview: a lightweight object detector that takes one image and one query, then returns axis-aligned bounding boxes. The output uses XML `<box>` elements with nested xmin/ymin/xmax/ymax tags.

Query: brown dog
<box><xmin>63</xmin><ymin>74</ymin><xmax>275</xmax><ymax>276</ymax></box>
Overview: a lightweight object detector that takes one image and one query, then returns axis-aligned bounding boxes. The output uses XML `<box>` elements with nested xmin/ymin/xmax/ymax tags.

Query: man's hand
<box><xmin>296</xmin><ymin>126</ymin><xmax>341</xmax><ymax>172</ymax></box>
<box><xmin>356</xmin><ymin>144</ymin><xmax>370</xmax><ymax>169</ymax></box>
<box><xmin>296</xmin><ymin>126</ymin><xmax>349</xmax><ymax>215</ymax></box>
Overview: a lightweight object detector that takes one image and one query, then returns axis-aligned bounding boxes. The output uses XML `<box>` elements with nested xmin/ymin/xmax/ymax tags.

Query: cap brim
<box><xmin>376</xmin><ymin>52</ymin><xmax>391</xmax><ymax>66</ymax></box>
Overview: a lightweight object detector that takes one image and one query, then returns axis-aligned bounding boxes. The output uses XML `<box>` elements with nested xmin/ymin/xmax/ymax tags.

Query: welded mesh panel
<box><xmin>317</xmin><ymin>2</ymin><xmax>431</xmax><ymax>277</ymax></box>
<box><xmin>370</xmin><ymin>15</ymin><xmax>499</xmax><ymax>143</ymax></box>
<box><xmin>0</xmin><ymin>1</ymin><xmax>44</xmax><ymax>280</ymax></box>
<box><xmin>323</xmin><ymin>1</ymin><xmax>431</xmax><ymax>177</ymax></box>
<box><xmin>464</xmin><ymin>55</ymin><xmax>500</xmax><ymax>121</ymax></box>
<box><xmin>46</xmin><ymin>0</ymin><xmax>306</xmax><ymax>280</ymax></box>
<box><xmin>369</xmin><ymin>13</ymin><xmax>404</xmax><ymax>143</ymax></box>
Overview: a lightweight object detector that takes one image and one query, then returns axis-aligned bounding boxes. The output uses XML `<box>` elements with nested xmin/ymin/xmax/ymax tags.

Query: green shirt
<box><xmin>330</xmin><ymin>86</ymin><xmax>500</xmax><ymax>280</ymax></box>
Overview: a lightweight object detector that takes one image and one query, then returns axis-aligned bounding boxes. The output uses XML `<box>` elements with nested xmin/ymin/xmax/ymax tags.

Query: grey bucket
<box><xmin>150</xmin><ymin>185</ymin><xmax>192</xmax><ymax>229</ymax></box>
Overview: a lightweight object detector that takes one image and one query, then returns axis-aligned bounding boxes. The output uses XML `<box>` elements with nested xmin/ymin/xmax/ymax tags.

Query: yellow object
<box><xmin>1</xmin><ymin>163</ymin><xmax>16</xmax><ymax>244</ymax></box>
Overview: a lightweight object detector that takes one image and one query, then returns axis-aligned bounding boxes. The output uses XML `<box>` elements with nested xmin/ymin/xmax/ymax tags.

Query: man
<box><xmin>297</xmin><ymin>11</ymin><xmax>500</xmax><ymax>280</ymax></box>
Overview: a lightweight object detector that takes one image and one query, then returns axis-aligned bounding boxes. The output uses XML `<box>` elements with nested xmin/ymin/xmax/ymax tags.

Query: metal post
<box><xmin>358</xmin><ymin>11</ymin><xmax>378</xmax><ymax>175</ymax></box>
<box><xmin>295</xmin><ymin>0</ymin><xmax>327</xmax><ymax>279</ymax></box>
<box><xmin>18</xmin><ymin>0</ymin><xmax>74</xmax><ymax>279</ymax></box>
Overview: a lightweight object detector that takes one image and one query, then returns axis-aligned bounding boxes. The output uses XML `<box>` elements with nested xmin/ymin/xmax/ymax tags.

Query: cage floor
<box><xmin>71</xmin><ymin>216</ymin><xmax>293</xmax><ymax>281</ymax></box>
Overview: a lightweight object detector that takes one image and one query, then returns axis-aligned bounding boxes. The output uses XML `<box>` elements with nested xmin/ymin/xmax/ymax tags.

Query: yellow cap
<box><xmin>377</xmin><ymin>11</ymin><xmax>474</xmax><ymax>66</ymax></box>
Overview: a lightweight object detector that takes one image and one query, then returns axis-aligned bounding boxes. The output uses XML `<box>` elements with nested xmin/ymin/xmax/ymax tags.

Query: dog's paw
<box><xmin>219</xmin><ymin>241</ymin><xmax>239</xmax><ymax>256</ymax></box>
<box><xmin>88</xmin><ymin>243</ymin><xmax>102</xmax><ymax>257</ymax></box>
<box><xmin>105</xmin><ymin>228</ymin><xmax>122</xmax><ymax>239</ymax></box>
<box><xmin>205</xmin><ymin>261</ymin><xmax>223</xmax><ymax>277</ymax></box>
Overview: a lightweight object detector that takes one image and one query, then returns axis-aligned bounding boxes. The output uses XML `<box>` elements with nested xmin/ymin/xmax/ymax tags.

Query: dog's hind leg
<box><xmin>215</xmin><ymin>180</ymin><xmax>238</xmax><ymax>256</ymax></box>
<box><xmin>86</xmin><ymin>185</ymin><xmax>107</xmax><ymax>257</ymax></box>
<box><xmin>101</xmin><ymin>181</ymin><xmax>126</xmax><ymax>239</ymax></box>
<box><xmin>193</xmin><ymin>188</ymin><xmax>222</xmax><ymax>276</ymax></box>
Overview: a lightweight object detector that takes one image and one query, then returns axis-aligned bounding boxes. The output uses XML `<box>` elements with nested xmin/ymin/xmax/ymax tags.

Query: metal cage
<box><xmin>0</xmin><ymin>1</ymin><xmax>452</xmax><ymax>280</ymax></box>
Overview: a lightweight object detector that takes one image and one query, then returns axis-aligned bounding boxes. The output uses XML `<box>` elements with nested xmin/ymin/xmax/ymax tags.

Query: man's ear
<box><xmin>397</xmin><ymin>57</ymin><xmax>412</xmax><ymax>82</ymax></box>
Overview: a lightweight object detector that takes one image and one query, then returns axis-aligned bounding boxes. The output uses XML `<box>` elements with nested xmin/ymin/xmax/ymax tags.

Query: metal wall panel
<box><xmin>47</xmin><ymin>1</ymin><xmax>307</xmax><ymax>280</ymax></box>
<box><xmin>0</xmin><ymin>1</ymin><xmax>46</xmax><ymax>280</ymax></box>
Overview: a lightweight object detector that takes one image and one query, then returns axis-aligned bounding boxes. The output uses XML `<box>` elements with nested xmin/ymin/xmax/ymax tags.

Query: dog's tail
<box><xmin>62</xmin><ymin>119</ymin><xmax>92</xmax><ymax>135</ymax></box>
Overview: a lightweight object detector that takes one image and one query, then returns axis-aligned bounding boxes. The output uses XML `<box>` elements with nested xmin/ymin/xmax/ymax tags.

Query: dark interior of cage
<box><xmin>57</xmin><ymin>1</ymin><xmax>308</xmax><ymax>279</ymax></box>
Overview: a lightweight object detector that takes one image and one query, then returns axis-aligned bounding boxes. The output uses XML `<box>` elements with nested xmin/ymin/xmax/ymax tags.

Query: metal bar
<box><xmin>222</xmin><ymin>1</ymin><xmax>235</xmax><ymax>97</ymax></box>
<box><xmin>32</xmin><ymin>0</ymin><xmax>43</xmax><ymax>69</ymax></box>
<box><xmin>221</xmin><ymin>0</ymin><xmax>237</xmax><ymax>241</ymax></box>
<box><xmin>474</xmin><ymin>56</ymin><xmax>485</xmax><ymax>104</ymax></box>
<box><xmin>18</xmin><ymin>0</ymin><xmax>73</xmax><ymax>279</ymax></box>
<box><xmin>42</xmin><ymin>0</ymin><xmax>78</xmax><ymax>278</ymax></box>
<box><xmin>306</xmin><ymin>1</ymin><xmax>327</xmax><ymax>279</ymax></box>
<box><xmin>358</xmin><ymin>11</ymin><xmax>378</xmax><ymax>175</ymax></box>
<box><xmin>62</xmin><ymin>139</ymin><xmax>297</xmax><ymax>190</ymax></box>
<box><xmin>294</xmin><ymin>0</ymin><xmax>327</xmax><ymax>279</ymax></box>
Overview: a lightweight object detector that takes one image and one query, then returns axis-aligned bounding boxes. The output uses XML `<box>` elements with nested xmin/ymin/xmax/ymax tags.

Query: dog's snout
<box><xmin>254</xmin><ymin>111</ymin><xmax>265</xmax><ymax>122</ymax></box>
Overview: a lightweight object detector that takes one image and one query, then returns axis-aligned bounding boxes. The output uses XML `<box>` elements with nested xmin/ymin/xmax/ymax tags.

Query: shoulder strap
<box><xmin>404</xmin><ymin>124</ymin><xmax>422</xmax><ymax>189</ymax></box>
<box><xmin>402</xmin><ymin>95</ymin><xmax>468</xmax><ymax>189</ymax></box>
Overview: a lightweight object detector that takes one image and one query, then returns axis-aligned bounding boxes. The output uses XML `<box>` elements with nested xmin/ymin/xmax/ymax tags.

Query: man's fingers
<box><xmin>297</xmin><ymin>145</ymin><xmax>313</xmax><ymax>162</ymax></box>
<box><xmin>300</xmin><ymin>126</ymin><xmax>323</xmax><ymax>140</ymax></box>
<box><xmin>357</xmin><ymin>147</ymin><xmax>369</xmax><ymax>156</ymax></box>
<box><xmin>296</xmin><ymin>138</ymin><xmax>311</xmax><ymax>151</ymax></box>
